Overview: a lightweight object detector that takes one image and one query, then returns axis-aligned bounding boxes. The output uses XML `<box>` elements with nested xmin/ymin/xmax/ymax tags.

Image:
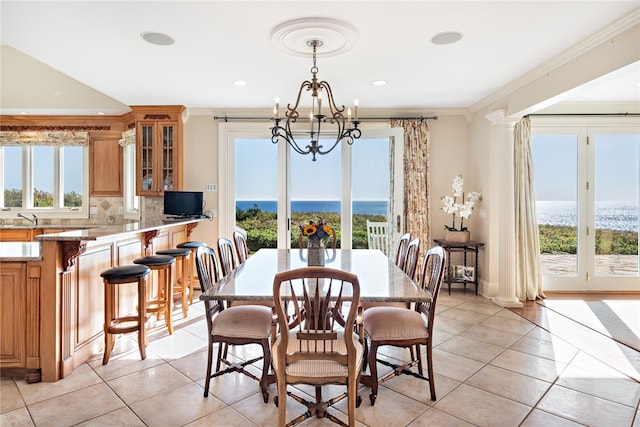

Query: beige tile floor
<box><xmin>2</xmin><ymin>290</ymin><xmax>639</xmax><ymax>427</ymax></box>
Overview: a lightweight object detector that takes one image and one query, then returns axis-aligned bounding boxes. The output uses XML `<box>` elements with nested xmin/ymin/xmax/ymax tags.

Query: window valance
<box><xmin>0</xmin><ymin>131</ymin><xmax>89</xmax><ymax>146</ymax></box>
<box><xmin>118</xmin><ymin>129</ymin><xmax>136</xmax><ymax>147</ymax></box>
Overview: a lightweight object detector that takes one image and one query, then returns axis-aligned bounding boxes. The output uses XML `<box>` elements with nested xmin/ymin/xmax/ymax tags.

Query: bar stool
<box><xmin>176</xmin><ymin>241</ymin><xmax>206</xmax><ymax>304</ymax></box>
<box><xmin>156</xmin><ymin>248</ymin><xmax>191</xmax><ymax>318</ymax></box>
<box><xmin>100</xmin><ymin>264</ymin><xmax>151</xmax><ymax>365</ymax></box>
<box><xmin>134</xmin><ymin>255</ymin><xmax>175</xmax><ymax>335</ymax></box>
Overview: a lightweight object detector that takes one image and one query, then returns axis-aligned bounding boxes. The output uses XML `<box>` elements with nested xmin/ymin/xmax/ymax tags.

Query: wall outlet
<box><xmin>205</xmin><ymin>184</ymin><xmax>217</xmax><ymax>192</ymax></box>
<box><xmin>118</xmin><ymin>206</ymin><xmax>123</xmax><ymax>214</ymax></box>
<box><xmin>90</xmin><ymin>206</ymin><xmax>97</xmax><ymax>215</ymax></box>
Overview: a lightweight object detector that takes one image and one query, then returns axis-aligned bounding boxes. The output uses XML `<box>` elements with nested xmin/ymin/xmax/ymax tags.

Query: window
<box><xmin>1</xmin><ymin>132</ymin><xmax>89</xmax><ymax>218</ymax></box>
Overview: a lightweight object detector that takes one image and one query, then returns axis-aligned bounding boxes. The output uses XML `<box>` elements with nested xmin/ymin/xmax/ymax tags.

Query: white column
<box><xmin>486</xmin><ymin>110</ymin><xmax>523</xmax><ymax>308</ymax></box>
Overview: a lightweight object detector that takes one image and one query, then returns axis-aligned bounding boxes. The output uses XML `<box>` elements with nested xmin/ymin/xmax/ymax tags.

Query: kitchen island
<box><xmin>0</xmin><ymin>218</ymin><xmax>203</xmax><ymax>382</ymax></box>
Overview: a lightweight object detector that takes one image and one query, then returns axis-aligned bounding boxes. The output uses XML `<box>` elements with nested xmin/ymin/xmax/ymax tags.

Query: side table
<box><xmin>433</xmin><ymin>239</ymin><xmax>485</xmax><ymax>295</ymax></box>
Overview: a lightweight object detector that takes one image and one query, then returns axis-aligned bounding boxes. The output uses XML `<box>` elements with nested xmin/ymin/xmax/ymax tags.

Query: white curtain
<box><xmin>514</xmin><ymin>117</ymin><xmax>545</xmax><ymax>300</ymax></box>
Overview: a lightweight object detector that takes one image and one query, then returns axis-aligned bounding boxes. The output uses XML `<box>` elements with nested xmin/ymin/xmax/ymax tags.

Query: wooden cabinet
<box><xmin>0</xmin><ymin>228</ymin><xmax>32</xmax><ymax>242</ymax></box>
<box><xmin>0</xmin><ymin>228</ymin><xmax>67</xmax><ymax>242</ymax></box>
<box><xmin>90</xmin><ymin>136</ymin><xmax>123</xmax><ymax>196</ymax></box>
<box><xmin>125</xmin><ymin>106</ymin><xmax>184</xmax><ymax>196</ymax></box>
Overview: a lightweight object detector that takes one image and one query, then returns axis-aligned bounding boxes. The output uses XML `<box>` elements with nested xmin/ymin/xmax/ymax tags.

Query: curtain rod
<box><xmin>213</xmin><ymin>115</ymin><xmax>438</xmax><ymax>122</ymax></box>
<box><xmin>525</xmin><ymin>112</ymin><xmax>639</xmax><ymax>118</ymax></box>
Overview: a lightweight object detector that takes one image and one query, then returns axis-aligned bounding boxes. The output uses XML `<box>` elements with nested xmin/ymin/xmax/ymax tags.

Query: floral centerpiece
<box><xmin>299</xmin><ymin>218</ymin><xmax>333</xmax><ymax>248</ymax></box>
<box><xmin>441</xmin><ymin>174</ymin><xmax>482</xmax><ymax>242</ymax></box>
<box><xmin>300</xmin><ymin>218</ymin><xmax>333</xmax><ymax>266</ymax></box>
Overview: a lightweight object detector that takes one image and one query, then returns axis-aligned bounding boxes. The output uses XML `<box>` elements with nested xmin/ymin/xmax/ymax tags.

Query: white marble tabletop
<box><xmin>200</xmin><ymin>248</ymin><xmax>432</xmax><ymax>303</ymax></box>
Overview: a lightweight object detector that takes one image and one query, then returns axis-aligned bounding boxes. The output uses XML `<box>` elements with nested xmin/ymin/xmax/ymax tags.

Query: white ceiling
<box><xmin>1</xmin><ymin>1</ymin><xmax>639</xmax><ymax>116</ymax></box>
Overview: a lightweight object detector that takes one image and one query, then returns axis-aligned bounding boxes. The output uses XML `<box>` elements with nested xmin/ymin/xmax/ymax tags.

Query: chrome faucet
<box><xmin>17</xmin><ymin>212</ymin><xmax>37</xmax><ymax>225</ymax></box>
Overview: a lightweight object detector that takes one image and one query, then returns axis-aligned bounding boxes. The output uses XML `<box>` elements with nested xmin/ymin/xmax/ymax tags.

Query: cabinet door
<box><xmin>90</xmin><ymin>137</ymin><xmax>123</xmax><ymax>196</ymax></box>
<box><xmin>0</xmin><ymin>229</ymin><xmax>32</xmax><ymax>242</ymax></box>
<box><xmin>0</xmin><ymin>263</ymin><xmax>26</xmax><ymax>368</ymax></box>
<box><xmin>159</xmin><ymin>121</ymin><xmax>176</xmax><ymax>192</ymax></box>
<box><xmin>137</xmin><ymin>122</ymin><xmax>156</xmax><ymax>196</ymax></box>
<box><xmin>136</xmin><ymin>121</ymin><xmax>178</xmax><ymax>196</ymax></box>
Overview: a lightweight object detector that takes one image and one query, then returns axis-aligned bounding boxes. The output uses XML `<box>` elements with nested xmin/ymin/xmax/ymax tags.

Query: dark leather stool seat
<box><xmin>101</xmin><ymin>264</ymin><xmax>151</xmax><ymax>365</ymax></box>
<box><xmin>134</xmin><ymin>255</ymin><xmax>175</xmax><ymax>334</ymax></box>
<box><xmin>177</xmin><ymin>241</ymin><xmax>206</xmax><ymax>302</ymax></box>
<box><xmin>156</xmin><ymin>248</ymin><xmax>192</xmax><ymax>318</ymax></box>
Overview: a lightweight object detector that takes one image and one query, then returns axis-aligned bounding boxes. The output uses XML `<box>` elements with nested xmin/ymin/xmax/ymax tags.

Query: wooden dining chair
<box><xmin>233</xmin><ymin>229</ymin><xmax>250</xmax><ymax>264</ymax></box>
<box><xmin>216</xmin><ymin>237</ymin><xmax>237</xmax><ymax>277</ymax></box>
<box><xmin>195</xmin><ymin>245</ymin><xmax>274</xmax><ymax>403</ymax></box>
<box><xmin>363</xmin><ymin>245</ymin><xmax>446</xmax><ymax>405</ymax></box>
<box><xmin>402</xmin><ymin>237</ymin><xmax>421</xmax><ymax>280</ymax></box>
<box><xmin>393</xmin><ymin>232</ymin><xmax>411</xmax><ymax>269</ymax></box>
<box><xmin>272</xmin><ymin>267</ymin><xmax>364</xmax><ymax>426</ymax></box>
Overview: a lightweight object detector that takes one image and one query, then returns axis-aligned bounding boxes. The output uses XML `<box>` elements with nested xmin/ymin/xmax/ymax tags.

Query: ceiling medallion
<box><xmin>270</xmin><ymin>19</ymin><xmax>360</xmax><ymax>161</ymax></box>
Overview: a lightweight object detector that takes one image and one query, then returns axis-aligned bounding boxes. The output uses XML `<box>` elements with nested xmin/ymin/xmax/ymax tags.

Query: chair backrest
<box><xmin>233</xmin><ymin>230</ymin><xmax>250</xmax><ymax>264</ymax></box>
<box><xmin>298</xmin><ymin>225</ymin><xmax>338</xmax><ymax>249</ymax></box>
<box><xmin>194</xmin><ymin>245</ymin><xmax>224</xmax><ymax>327</ymax></box>
<box><xmin>417</xmin><ymin>245</ymin><xmax>446</xmax><ymax>326</ymax></box>
<box><xmin>393</xmin><ymin>233</ymin><xmax>411</xmax><ymax>269</ymax></box>
<box><xmin>217</xmin><ymin>237</ymin><xmax>237</xmax><ymax>277</ymax></box>
<box><xmin>402</xmin><ymin>237</ymin><xmax>421</xmax><ymax>280</ymax></box>
<box><xmin>366</xmin><ymin>220</ymin><xmax>388</xmax><ymax>254</ymax></box>
<box><xmin>272</xmin><ymin>267</ymin><xmax>361</xmax><ymax>372</ymax></box>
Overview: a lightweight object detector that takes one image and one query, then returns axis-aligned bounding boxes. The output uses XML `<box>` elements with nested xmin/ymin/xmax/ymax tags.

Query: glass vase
<box><xmin>307</xmin><ymin>239</ymin><xmax>326</xmax><ymax>266</ymax></box>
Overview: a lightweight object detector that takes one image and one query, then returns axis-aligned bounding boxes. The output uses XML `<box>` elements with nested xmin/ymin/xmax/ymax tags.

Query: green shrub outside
<box><xmin>539</xmin><ymin>224</ymin><xmax>637</xmax><ymax>255</ymax></box>
<box><xmin>236</xmin><ymin>205</ymin><xmax>385</xmax><ymax>252</ymax></box>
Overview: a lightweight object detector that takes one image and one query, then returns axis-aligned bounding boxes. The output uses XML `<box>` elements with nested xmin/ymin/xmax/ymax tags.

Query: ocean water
<box><xmin>236</xmin><ymin>200</ymin><xmax>388</xmax><ymax>216</ymax></box>
<box><xmin>536</xmin><ymin>200</ymin><xmax>639</xmax><ymax>232</ymax></box>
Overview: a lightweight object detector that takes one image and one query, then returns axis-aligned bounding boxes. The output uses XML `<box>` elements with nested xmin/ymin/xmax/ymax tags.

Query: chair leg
<box><xmin>427</xmin><ymin>341</ymin><xmax>436</xmax><ymax>401</ymax></box>
<box><xmin>415</xmin><ymin>344</ymin><xmax>423</xmax><ymax>376</ymax></box>
<box><xmin>260</xmin><ymin>338</ymin><xmax>271</xmax><ymax>403</ymax></box>
<box><xmin>215</xmin><ymin>342</ymin><xmax>224</xmax><ymax>372</ymax></box>
<box><xmin>368</xmin><ymin>342</ymin><xmax>379</xmax><ymax>406</ymax></box>
<box><xmin>203</xmin><ymin>340</ymin><xmax>214</xmax><ymax>397</ymax></box>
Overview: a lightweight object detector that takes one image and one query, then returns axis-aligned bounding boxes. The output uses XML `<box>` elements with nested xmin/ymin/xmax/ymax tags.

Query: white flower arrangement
<box><xmin>441</xmin><ymin>174</ymin><xmax>482</xmax><ymax>232</ymax></box>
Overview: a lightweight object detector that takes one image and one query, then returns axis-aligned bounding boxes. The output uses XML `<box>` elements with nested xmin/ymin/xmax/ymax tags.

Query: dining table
<box><xmin>199</xmin><ymin>248</ymin><xmax>432</xmax><ymax>304</ymax></box>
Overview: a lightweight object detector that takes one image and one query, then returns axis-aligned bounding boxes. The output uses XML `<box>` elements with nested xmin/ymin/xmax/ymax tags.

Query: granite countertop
<box><xmin>0</xmin><ymin>242</ymin><xmax>41</xmax><ymax>261</ymax></box>
<box><xmin>34</xmin><ymin>217</ymin><xmax>206</xmax><ymax>242</ymax></box>
<box><xmin>0</xmin><ymin>224</ymin><xmax>95</xmax><ymax>230</ymax></box>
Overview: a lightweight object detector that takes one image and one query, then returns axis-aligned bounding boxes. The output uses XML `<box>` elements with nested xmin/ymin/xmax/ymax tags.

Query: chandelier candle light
<box><xmin>271</xmin><ymin>39</ymin><xmax>361</xmax><ymax>161</ymax></box>
<box><xmin>441</xmin><ymin>174</ymin><xmax>482</xmax><ymax>243</ymax></box>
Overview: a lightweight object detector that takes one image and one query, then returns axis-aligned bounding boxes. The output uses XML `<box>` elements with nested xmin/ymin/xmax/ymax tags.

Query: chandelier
<box><xmin>271</xmin><ymin>40</ymin><xmax>361</xmax><ymax>161</ymax></box>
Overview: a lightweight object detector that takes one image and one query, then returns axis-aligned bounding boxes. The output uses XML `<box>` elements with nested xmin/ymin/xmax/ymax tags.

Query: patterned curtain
<box><xmin>514</xmin><ymin>117</ymin><xmax>545</xmax><ymax>300</ymax></box>
<box><xmin>391</xmin><ymin>119</ymin><xmax>431</xmax><ymax>257</ymax></box>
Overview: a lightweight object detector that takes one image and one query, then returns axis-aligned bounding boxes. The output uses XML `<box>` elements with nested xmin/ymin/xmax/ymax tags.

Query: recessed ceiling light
<box><xmin>233</xmin><ymin>80</ymin><xmax>247</xmax><ymax>87</ymax></box>
<box><xmin>141</xmin><ymin>32</ymin><xmax>175</xmax><ymax>46</ymax></box>
<box><xmin>97</xmin><ymin>111</ymin><xmax>105</xmax><ymax>115</ymax></box>
<box><xmin>372</xmin><ymin>80</ymin><xmax>387</xmax><ymax>86</ymax></box>
<box><xmin>431</xmin><ymin>31</ymin><xmax>463</xmax><ymax>45</ymax></box>
<box><xmin>19</xmin><ymin>111</ymin><xmax>28</xmax><ymax>115</ymax></box>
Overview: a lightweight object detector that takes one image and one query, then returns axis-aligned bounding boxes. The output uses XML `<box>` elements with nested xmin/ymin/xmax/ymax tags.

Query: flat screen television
<box><xmin>163</xmin><ymin>191</ymin><xmax>204</xmax><ymax>217</ymax></box>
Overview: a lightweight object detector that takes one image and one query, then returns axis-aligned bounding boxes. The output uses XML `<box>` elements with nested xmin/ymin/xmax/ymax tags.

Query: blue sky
<box><xmin>532</xmin><ymin>133</ymin><xmax>638</xmax><ymax>201</ymax></box>
<box><xmin>235</xmin><ymin>137</ymin><xmax>390</xmax><ymax>201</ymax></box>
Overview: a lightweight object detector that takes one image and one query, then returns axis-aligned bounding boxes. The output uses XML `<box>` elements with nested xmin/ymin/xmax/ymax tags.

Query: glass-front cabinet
<box><xmin>126</xmin><ymin>106</ymin><xmax>184</xmax><ymax>196</ymax></box>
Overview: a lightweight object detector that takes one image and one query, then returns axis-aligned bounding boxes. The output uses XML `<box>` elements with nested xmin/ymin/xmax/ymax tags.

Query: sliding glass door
<box><xmin>532</xmin><ymin>125</ymin><xmax>639</xmax><ymax>291</ymax></box>
<box><xmin>221</xmin><ymin>123</ymin><xmax>403</xmax><ymax>253</ymax></box>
